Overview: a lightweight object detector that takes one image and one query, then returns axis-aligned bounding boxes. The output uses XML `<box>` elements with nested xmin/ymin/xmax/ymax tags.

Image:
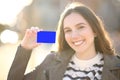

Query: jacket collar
<box><xmin>49</xmin><ymin>50</ymin><xmax>120</xmax><ymax>80</ymax></box>
<box><xmin>103</xmin><ymin>54</ymin><xmax>120</xmax><ymax>69</ymax></box>
<box><xmin>56</xmin><ymin>49</ymin><xmax>75</xmax><ymax>62</ymax></box>
<box><xmin>56</xmin><ymin>50</ymin><xmax>120</xmax><ymax>68</ymax></box>
<box><xmin>48</xmin><ymin>49</ymin><xmax>75</xmax><ymax>80</ymax></box>
<box><xmin>102</xmin><ymin>54</ymin><xmax>120</xmax><ymax>80</ymax></box>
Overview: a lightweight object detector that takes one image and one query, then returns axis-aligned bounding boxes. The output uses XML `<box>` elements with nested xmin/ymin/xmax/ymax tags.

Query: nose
<box><xmin>71</xmin><ymin>31</ymin><xmax>79</xmax><ymax>39</ymax></box>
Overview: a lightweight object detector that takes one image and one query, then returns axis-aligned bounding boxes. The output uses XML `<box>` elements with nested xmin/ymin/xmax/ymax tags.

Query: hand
<box><xmin>21</xmin><ymin>27</ymin><xmax>41</xmax><ymax>50</ymax></box>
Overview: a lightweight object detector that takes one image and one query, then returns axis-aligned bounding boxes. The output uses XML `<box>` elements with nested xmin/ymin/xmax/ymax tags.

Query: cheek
<box><xmin>88</xmin><ymin>31</ymin><xmax>95</xmax><ymax>38</ymax></box>
<box><xmin>83</xmin><ymin>28</ymin><xmax>95</xmax><ymax>38</ymax></box>
<box><xmin>65</xmin><ymin>34</ymin><xmax>71</xmax><ymax>42</ymax></box>
<box><xmin>85</xmin><ymin>31</ymin><xmax>95</xmax><ymax>42</ymax></box>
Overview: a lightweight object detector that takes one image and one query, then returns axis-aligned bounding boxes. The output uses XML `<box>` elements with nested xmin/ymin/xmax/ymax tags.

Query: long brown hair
<box><xmin>56</xmin><ymin>2</ymin><xmax>115</xmax><ymax>55</ymax></box>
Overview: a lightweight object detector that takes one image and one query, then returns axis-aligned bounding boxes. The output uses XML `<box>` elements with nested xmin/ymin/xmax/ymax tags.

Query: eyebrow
<box><xmin>76</xmin><ymin>23</ymin><xmax>86</xmax><ymax>26</ymax></box>
<box><xmin>64</xmin><ymin>23</ymin><xmax>86</xmax><ymax>30</ymax></box>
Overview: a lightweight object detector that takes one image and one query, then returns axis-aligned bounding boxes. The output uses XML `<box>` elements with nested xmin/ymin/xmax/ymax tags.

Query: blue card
<box><xmin>37</xmin><ymin>31</ymin><xmax>56</xmax><ymax>43</ymax></box>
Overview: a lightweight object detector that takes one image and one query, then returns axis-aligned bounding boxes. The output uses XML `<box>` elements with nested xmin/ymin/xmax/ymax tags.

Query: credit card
<box><xmin>37</xmin><ymin>31</ymin><xmax>56</xmax><ymax>43</ymax></box>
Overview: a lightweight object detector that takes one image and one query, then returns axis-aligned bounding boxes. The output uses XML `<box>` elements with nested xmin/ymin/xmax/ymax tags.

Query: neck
<box><xmin>75</xmin><ymin>47</ymin><xmax>97</xmax><ymax>60</ymax></box>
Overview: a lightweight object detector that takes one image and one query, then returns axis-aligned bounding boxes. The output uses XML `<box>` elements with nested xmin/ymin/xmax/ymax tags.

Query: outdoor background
<box><xmin>0</xmin><ymin>0</ymin><xmax>120</xmax><ymax>80</ymax></box>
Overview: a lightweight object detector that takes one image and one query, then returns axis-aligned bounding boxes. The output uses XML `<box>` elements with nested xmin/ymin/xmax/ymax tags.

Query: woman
<box><xmin>7</xmin><ymin>2</ymin><xmax>120</xmax><ymax>80</ymax></box>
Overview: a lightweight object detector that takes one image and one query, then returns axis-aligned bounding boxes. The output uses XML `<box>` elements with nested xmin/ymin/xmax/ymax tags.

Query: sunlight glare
<box><xmin>0</xmin><ymin>29</ymin><xmax>19</xmax><ymax>44</ymax></box>
<box><xmin>0</xmin><ymin>0</ymin><xmax>33</xmax><ymax>26</ymax></box>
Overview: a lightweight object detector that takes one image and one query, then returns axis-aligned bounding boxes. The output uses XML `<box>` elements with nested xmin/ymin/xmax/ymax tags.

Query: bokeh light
<box><xmin>0</xmin><ymin>29</ymin><xmax>19</xmax><ymax>44</ymax></box>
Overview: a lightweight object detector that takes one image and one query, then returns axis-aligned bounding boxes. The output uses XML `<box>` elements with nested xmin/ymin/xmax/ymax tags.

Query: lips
<box><xmin>73</xmin><ymin>40</ymin><xmax>84</xmax><ymax>46</ymax></box>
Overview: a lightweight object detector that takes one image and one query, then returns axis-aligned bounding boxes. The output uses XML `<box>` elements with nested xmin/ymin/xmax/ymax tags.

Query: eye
<box><xmin>64</xmin><ymin>29</ymin><xmax>72</xmax><ymax>33</ymax></box>
<box><xmin>77</xmin><ymin>25</ymin><xmax>85</xmax><ymax>29</ymax></box>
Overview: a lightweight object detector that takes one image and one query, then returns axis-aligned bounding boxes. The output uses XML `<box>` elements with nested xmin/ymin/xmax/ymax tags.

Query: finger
<box><xmin>25</xmin><ymin>29</ymin><xmax>32</xmax><ymax>37</ymax></box>
<box><xmin>31</xmin><ymin>26</ymin><xmax>35</xmax><ymax>30</ymax></box>
<box><xmin>35</xmin><ymin>26</ymin><xmax>39</xmax><ymax>30</ymax></box>
<box><xmin>34</xmin><ymin>26</ymin><xmax>40</xmax><ymax>33</ymax></box>
<box><xmin>30</xmin><ymin>26</ymin><xmax>37</xmax><ymax>35</ymax></box>
<box><xmin>35</xmin><ymin>43</ymin><xmax>42</xmax><ymax>47</ymax></box>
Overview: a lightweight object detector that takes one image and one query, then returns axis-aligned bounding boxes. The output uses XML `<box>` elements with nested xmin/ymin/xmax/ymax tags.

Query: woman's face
<box><xmin>63</xmin><ymin>12</ymin><xmax>96</xmax><ymax>54</ymax></box>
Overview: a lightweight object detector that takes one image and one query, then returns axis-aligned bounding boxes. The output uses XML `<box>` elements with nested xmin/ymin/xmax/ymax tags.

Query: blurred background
<box><xmin>0</xmin><ymin>0</ymin><xmax>120</xmax><ymax>80</ymax></box>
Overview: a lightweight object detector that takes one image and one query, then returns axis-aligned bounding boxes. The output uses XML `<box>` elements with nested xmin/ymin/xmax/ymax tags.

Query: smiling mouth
<box><xmin>73</xmin><ymin>40</ymin><xmax>84</xmax><ymax>46</ymax></box>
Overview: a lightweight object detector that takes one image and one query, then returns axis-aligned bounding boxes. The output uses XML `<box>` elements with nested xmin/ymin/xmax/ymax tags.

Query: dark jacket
<box><xmin>7</xmin><ymin>45</ymin><xmax>120</xmax><ymax>80</ymax></box>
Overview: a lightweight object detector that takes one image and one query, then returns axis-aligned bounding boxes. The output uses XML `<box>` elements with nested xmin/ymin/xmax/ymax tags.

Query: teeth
<box><xmin>74</xmin><ymin>41</ymin><xmax>83</xmax><ymax>45</ymax></box>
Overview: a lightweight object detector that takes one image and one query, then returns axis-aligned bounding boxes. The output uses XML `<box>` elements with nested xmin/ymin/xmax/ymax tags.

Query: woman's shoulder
<box><xmin>40</xmin><ymin>51</ymin><xmax>59</xmax><ymax>65</ymax></box>
<box><xmin>104</xmin><ymin>53</ymin><xmax>120</xmax><ymax>59</ymax></box>
<box><xmin>104</xmin><ymin>53</ymin><xmax>120</xmax><ymax>67</ymax></box>
<box><xmin>104</xmin><ymin>53</ymin><xmax>120</xmax><ymax>61</ymax></box>
<box><xmin>44</xmin><ymin>51</ymin><xmax>57</xmax><ymax>61</ymax></box>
